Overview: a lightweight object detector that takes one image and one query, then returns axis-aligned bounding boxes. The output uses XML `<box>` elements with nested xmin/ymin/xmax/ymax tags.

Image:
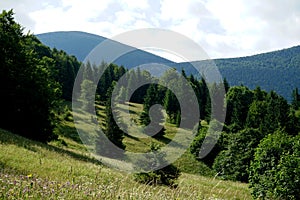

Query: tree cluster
<box><xmin>0</xmin><ymin>10</ymin><xmax>85</xmax><ymax>142</ymax></box>
<box><xmin>190</xmin><ymin>84</ymin><xmax>300</xmax><ymax>199</ymax></box>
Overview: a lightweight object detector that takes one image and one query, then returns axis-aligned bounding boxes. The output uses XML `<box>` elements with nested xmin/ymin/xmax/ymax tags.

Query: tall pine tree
<box><xmin>96</xmin><ymin>87</ymin><xmax>126</xmax><ymax>159</ymax></box>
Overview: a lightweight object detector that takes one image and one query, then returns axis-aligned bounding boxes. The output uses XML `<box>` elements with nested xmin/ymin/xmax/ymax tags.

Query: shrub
<box><xmin>249</xmin><ymin>132</ymin><xmax>300</xmax><ymax>199</ymax></box>
<box><xmin>190</xmin><ymin>120</ymin><xmax>227</xmax><ymax>167</ymax></box>
<box><xmin>213</xmin><ymin>128</ymin><xmax>263</xmax><ymax>182</ymax></box>
<box><xmin>133</xmin><ymin>143</ymin><xmax>181</xmax><ymax>187</ymax></box>
<box><xmin>134</xmin><ymin>164</ymin><xmax>180</xmax><ymax>187</ymax></box>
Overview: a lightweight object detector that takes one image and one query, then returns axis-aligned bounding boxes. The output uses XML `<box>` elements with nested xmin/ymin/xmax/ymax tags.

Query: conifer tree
<box><xmin>80</xmin><ymin>79</ymin><xmax>96</xmax><ymax>112</ymax></box>
<box><xmin>163</xmin><ymin>89</ymin><xmax>179</xmax><ymax>123</ymax></box>
<box><xmin>292</xmin><ymin>87</ymin><xmax>300</xmax><ymax>110</ymax></box>
<box><xmin>199</xmin><ymin>77</ymin><xmax>210</xmax><ymax>120</ymax></box>
<box><xmin>265</xmin><ymin>91</ymin><xmax>289</xmax><ymax>133</ymax></box>
<box><xmin>140</xmin><ymin>84</ymin><xmax>158</xmax><ymax>125</ymax></box>
<box><xmin>223</xmin><ymin>78</ymin><xmax>230</xmax><ymax>93</ymax></box>
<box><xmin>96</xmin><ymin>87</ymin><xmax>126</xmax><ymax>158</ymax></box>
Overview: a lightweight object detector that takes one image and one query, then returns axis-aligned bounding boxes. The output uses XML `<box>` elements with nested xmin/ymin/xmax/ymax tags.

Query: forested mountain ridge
<box><xmin>216</xmin><ymin>45</ymin><xmax>300</xmax><ymax>100</ymax></box>
<box><xmin>176</xmin><ymin>45</ymin><xmax>300</xmax><ymax>101</ymax></box>
<box><xmin>37</xmin><ymin>31</ymin><xmax>300</xmax><ymax>101</ymax></box>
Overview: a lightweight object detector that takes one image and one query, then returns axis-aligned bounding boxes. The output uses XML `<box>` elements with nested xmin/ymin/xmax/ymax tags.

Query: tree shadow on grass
<box><xmin>125</xmin><ymin>102</ymin><xmax>137</xmax><ymax>107</ymax></box>
<box><xmin>0</xmin><ymin>129</ymin><xmax>102</xmax><ymax>166</ymax></box>
<box><xmin>116</xmin><ymin>106</ymin><xmax>138</xmax><ymax>115</ymax></box>
<box><xmin>55</xmin><ymin>123</ymin><xmax>82</xmax><ymax>144</ymax></box>
<box><xmin>124</xmin><ymin>133</ymin><xmax>140</xmax><ymax>141</ymax></box>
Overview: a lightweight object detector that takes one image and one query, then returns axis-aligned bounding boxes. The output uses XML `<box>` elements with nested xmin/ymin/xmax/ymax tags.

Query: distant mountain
<box><xmin>36</xmin><ymin>31</ymin><xmax>300</xmax><ymax>101</ymax></box>
<box><xmin>37</xmin><ymin>31</ymin><xmax>174</xmax><ymax>67</ymax></box>
<box><xmin>174</xmin><ymin>46</ymin><xmax>300</xmax><ymax>101</ymax></box>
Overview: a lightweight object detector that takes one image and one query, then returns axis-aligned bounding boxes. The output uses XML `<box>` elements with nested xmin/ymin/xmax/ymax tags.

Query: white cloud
<box><xmin>0</xmin><ymin>0</ymin><xmax>50</xmax><ymax>32</ymax></box>
<box><xmin>1</xmin><ymin>0</ymin><xmax>300</xmax><ymax>60</ymax></box>
<box><xmin>28</xmin><ymin>0</ymin><xmax>115</xmax><ymax>35</ymax></box>
<box><xmin>202</xmin><ymin>0</ymin><xmax>300</xmax><ymax>57</ymax></box>
<box><xmin>120</xmin><ymin>0</ymin><xmax>149</xmax><ymax>10</ymax></box>
<box><xmin>24</xmin><ymin>0</ymin><xmax>153</xmax><ymax>37</ymax></box>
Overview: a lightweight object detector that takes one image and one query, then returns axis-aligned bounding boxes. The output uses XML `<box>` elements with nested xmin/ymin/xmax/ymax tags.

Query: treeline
<box><xmin>77</xmin><ymin>62</ymin><xmax>221</xmax><ymax>124</ymax></box>
<box><xmin>0</xmin><ymin>10</ymin><xmax>81</xmax><ymax>142</ymax></box>
<box><xmin>77</xmin><ymin>62</ymin><xmax>217</xmax><ymax>140</ymax></box>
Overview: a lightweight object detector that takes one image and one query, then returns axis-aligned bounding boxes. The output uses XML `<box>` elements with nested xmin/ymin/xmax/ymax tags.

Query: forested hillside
<box><xmin>211</xmin><ymin>46</ymin><xmax>300</xmax><ymax>101</ymax></box>
<box><xmin>173</xmin><ymin>46</ymin><xmax>300</xmax><ymax>101</ymax></box>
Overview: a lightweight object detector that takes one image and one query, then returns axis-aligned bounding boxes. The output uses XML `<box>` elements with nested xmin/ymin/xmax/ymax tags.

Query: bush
<box><xmin>213</xmin><ymin>128</ymin><xmax>263</xmax><ymax>182</ymax></box>
<box><xmin>133</xmin><ymin>143</ymin><xmax>181</xmax><ymax>187</ymax></box>
<box><xmin>190</xmin><ymin>120</ymin><xmax>227</xmax><ymax>167</ymax></box>
<box><xmin>249</xmin><ymin>132</ymin><xmax>300</xmax><ymax>199</ymax></box>
<box><xmin>134</xmin><ymin>164</ymin><xmax>180</xmax><ymax>187</ymax></box>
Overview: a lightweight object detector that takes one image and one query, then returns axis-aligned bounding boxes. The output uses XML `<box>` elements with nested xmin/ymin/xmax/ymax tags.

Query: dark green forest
<box><xmin>1</xmin><ymin>10</ymin><xmax>300</xmax><ymax>199</ymax></box>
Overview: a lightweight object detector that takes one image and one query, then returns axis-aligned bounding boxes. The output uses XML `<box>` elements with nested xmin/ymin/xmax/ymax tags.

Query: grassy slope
<box><xmin>0</xmin><ymin>102</ymin><xmax>251</xmax><ymax>199</ymax></box>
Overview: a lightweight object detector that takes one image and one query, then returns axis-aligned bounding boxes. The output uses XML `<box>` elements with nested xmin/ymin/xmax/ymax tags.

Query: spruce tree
<box><xmin>163</xmin><ymin>89</ymin><xmax>179</xmax><ymax>123</ymax></box>
<box><xmin>96</xmin><ymin>87</ymin><xmax>126</xmax><ymax>158</ymax></box>
<box><xmin>140</xmin><ymin>84</ymin><xmax>158</xmax><ymax>126</ymax></box>
<box><xmin>199</xmin><ymin>77</ymin><xmax>210</xmax><ymax>120</ymax></box>
<box><xmin>265</xmin><ymin>91</ymin><xmax>289</xmax><ymax>133</ymax></box>
<box><xmin>292</xmin><ymin>87</ymin><xmax>300</xmax><ymax>110</ymax></box>
<box><xmin>80</xmin><ymin>79</ymin><xmax>96</xmax><ymax>112</ymax></box>
<box><xmin>223</xmin><ymin>78</ymin><xmax>230</xmax><ymax>93</ymax></box>
<box><xmin>105</xmin><ymin>95</ymin><xmax>126</xmax><ymax>150</ymax></box>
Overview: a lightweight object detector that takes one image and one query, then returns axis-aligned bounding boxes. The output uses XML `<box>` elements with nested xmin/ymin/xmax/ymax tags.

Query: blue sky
<box><xmin>2</xmin><ymin>0</ymin><xmax>300</xmax><ymax>61</ymax></box>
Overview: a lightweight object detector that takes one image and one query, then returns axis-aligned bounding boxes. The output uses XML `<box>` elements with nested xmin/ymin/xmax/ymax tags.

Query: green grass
<box><xmin>116</xmin><ymin>102</ymin><xmax>215</xmax><ymax>176</ymax></box>
<box><xmin>0</xmin><ymin>101</ymin><xmax>252</xmax><ymax>199</ymax></box>
<box><xmin>295</xmin><ymin>109</ymin><xmax>300</xmax><ymax>118</ymax></box>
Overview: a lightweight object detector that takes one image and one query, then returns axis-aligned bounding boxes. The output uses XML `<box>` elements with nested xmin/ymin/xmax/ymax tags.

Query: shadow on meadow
<box><xmin>0</xmin><ymin>129</ymin><xmax>102</xmax><ymax>166</ymax></box>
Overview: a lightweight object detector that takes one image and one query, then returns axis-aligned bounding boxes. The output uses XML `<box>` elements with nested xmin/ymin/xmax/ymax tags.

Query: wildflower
<box><xmin>27</xmin><ymin>174</ymin><xmax>33</xmax><ymax>178</ymax></box>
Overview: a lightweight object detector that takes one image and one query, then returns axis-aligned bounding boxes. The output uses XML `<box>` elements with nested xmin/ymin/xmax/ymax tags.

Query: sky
<box><xmin>1</xmin><ymin>0</ymin><xmax>300</xmax><ymax>61</ymax></box>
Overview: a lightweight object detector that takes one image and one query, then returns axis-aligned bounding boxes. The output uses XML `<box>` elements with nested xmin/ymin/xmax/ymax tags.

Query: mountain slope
<box><xmin>37</xmin><ymin>31</ymin><xmax>174</xmax><ymax>67</ymax></box>
<box><xmin>174</xmin><ymin>46</ymin><xmax>300</xmax><ymax>100</ymax></box>
<box><xmin>37</xmin><ymin>31</ymin><xmax>106</xmax><ymax>62</ymax></box>
<box><xmin>37</xmin><ymin>31</ymin><xmax>300</xmax><ymax>101</ymax></box>
<box><xmin>216</xmin><ymin>46</ymin><xmax>300</xmax><ymax>101</ymax></box>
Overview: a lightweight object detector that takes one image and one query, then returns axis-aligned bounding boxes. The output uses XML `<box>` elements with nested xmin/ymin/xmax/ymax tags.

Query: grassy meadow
<box><xmin>0</xmin><ymin>102</ymin><xmax>251</xmax><ymax>199</ymax></box>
